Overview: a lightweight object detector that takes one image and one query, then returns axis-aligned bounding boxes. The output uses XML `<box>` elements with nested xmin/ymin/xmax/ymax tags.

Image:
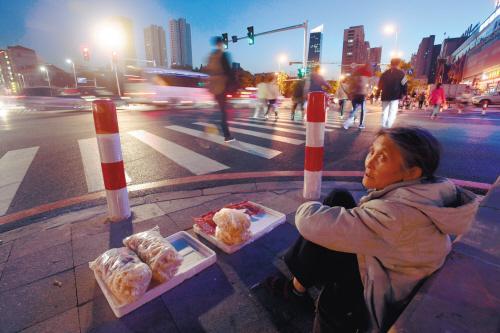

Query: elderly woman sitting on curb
<box><xmin>265</xmin><ymin>126</ymin><xmax>479</xmax><ymax>332</ymax></box>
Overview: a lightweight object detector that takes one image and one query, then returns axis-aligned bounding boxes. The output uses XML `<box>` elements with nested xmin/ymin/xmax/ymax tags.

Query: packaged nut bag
<box><xmin>89</xmin><ymin>247</ymin><xmax>152</xmax><ymax>304</ymax></box>
<box><xmin>123</xmin><ymin>226</ymin><xmax>183</xmax><ymax>283</ymax></box>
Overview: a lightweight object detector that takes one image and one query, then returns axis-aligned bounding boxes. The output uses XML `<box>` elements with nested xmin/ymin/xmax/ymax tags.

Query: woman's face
<box><xmin>363</xmin><ymin>135</ymin><xmax>410</xmax><ymax>190</ymax></box>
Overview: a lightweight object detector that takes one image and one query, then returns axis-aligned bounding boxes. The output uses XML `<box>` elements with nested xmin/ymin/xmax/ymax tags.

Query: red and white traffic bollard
<box><xmin>92</xmin><ymin>100</ymin><xmax>131</xmax><ymax>222</ymax></box>
<box><xmin>303</xmin><ymin>92</ymin><xmax>326</xmax><ymax>200</ymax></box>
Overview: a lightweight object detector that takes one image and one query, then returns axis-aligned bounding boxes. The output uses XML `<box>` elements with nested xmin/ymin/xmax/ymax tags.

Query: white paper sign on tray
<box><xmin>193</xmin><ymin>201</ymin><xmax>286</xmax><ymax>254</ymax></box>
<box><xmin>92</xmin><ymin>231</ymin><xmax>217</xmax><ymax>318</ymax></box>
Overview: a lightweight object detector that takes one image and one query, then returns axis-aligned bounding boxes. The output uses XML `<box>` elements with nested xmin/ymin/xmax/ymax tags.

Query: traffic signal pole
<box><xmin>227</xmin><ymin>22</ymin><xmax>309</xmax><ymax>69</ymax></box>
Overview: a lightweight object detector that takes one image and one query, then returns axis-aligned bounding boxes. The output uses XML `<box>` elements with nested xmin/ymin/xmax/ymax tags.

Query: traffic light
<box><xmin>231</xmin><ymin>35</ymin><xmax>238</xmax><ymax>43</ymax></box>
<box><xmin>111</xmin><ymin>51</ymin><xmax>118</xmax><ymax>64</ymax></box>
<box><xmin>298</xmin><ymin>67</ymin><xmax>305</xmax><ymax>78</ymax></box>
<box><xmin>82</xmin><ymin>47</ymin><xmax>90</xmax><ymax>61</ymax></box>
<box><xmin>247</xmin><ymin>26</ymin><xmax>254</xmax><ymax>45</ymax></box>
<box><xmin>222</xmin><ymin>33</ymin><xmax>228</xmax><ymax>49</ymax></box>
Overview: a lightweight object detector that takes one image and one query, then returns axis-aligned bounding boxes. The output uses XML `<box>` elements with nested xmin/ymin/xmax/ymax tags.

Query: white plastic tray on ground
<box><xmin>92</xmin><ymin>231</ymin><xmax>217</xmax><ymax>318</ymax></box>
<box><xmin>193</xmin><ymin>201</ymin><xmax>286</xmax><ymax>254</ymax></box>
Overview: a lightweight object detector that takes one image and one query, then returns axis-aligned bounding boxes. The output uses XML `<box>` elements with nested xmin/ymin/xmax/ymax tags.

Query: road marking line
<box><xmin>194</xmin><ymin>122</ymin><xmax>305</xmax><ymax>145</ymax></box>
<box><xmin>165</xmin><ymin>125</ymin><xmax>281</xmax><ymax>159</ymax></box>
<box><xmin>128</xmin><ymin>130</ymin><xmax>229</xmax><ymax>175</ymax></box>
<box><xmin>229</xmin><ymin>120</ymin><xmax>307</xmax><ymax>134</ymax></box>
<box><xmin>0</xmin><ymin>147</ymin><xmax>39</xmax><ymax>216</ymax></box>
<box><xmin>236</xmin><ymin>118</ymin><xmax>335</xmax><ymax>132</ymax></box>
<box><xmin>277</xmin><ymin>118</ymin><xmax>341</xmax><ymax>128</ymax></box>
<box><xmin>78</xmin><ymin>138</ymin><xmax>132</xmax><ymax>193</ymax></box>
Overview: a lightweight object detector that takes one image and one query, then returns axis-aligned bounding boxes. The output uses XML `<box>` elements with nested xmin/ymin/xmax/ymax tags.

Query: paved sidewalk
<box><xmin>0</xmin><ymin>178</ymin><xmax>498</xmax><ymax>333</ymax></box>
<box><xmin>0</xmin><ymin>180</ymin><xmax>366</xmax><ymax>333</ymax></box>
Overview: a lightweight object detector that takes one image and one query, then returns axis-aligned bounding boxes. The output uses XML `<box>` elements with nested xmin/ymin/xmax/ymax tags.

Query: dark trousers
<box><xmin>291</xmin><ymin>99</ymin><xmax>304</xmax><ymax>119</ymax></box>
<box><xmin>284</xmin><ymin>189</ymin><xmax>369</xmax><ymax>333</ymax></box>
<box><xmin>215</xmin><ymin>93</ymin><xmax>231</xmax><ymax>139</ymax></box>
<box><xmin>351</xmin><ymin>95</ymin><xmax>366</xmax><ymax>126</ymax></box>
<box><xmin>265</xmin><ymin>99</ymin><xmax>278</xmax><ymax>116</ymax></box>
<box><xmin>339</xmin><ymin>99</ymin><xmax>346</xmax><ymax>117</ymax></box>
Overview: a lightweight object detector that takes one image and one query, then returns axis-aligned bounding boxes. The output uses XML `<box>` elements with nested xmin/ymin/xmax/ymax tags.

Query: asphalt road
<box><xmin>1</xmin><ymin>102</ymin><xmax>499</xmax><ymax>216</ymax></box>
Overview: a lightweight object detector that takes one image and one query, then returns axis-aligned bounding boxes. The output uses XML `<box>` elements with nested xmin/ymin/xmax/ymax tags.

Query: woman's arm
<box><xmin>295</xmin><ymin>200</ymin><xmax>409</xmax><ymax>256</ymax></box>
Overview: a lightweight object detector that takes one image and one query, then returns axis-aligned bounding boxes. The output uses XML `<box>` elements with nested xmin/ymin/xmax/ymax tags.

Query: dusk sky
<box><xmin>0</xmin><ymin>0</ymin><xmax>496</xmax><ymax>79</ymax></box>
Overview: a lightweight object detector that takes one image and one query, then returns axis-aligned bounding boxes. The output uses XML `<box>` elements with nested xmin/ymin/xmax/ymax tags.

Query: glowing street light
<box><xmin>319</xmin><ymin>67</ymin><xmax>326</xmax><ymax>76</ymax></box>
<box><xmin>40</xmin><ymin>66</ymin><xmax>52</xmax><ymax>95</ymax></box>
<box><xmin>95</xmin><ymin>22</ymin><xmax>125</xmax><ymax>51</ymax></box>
<box><xmin>390</xmin><ymin>50</ymin><xmax>403</xmax><ymax>59</ymax></box>
<box><xmin>278</xmin><ymin>54</ymin><xmax>288</xmax><ymax>72</ymax></box>
<box><xmin>383</xmin><ymin>24</ymin><xmax>400</xmax><ymax>58</ymax></box>
<box><xmin>66</xmin><ymin>58</ymin><xmax>78</xmax><ymax>88</ymax></box>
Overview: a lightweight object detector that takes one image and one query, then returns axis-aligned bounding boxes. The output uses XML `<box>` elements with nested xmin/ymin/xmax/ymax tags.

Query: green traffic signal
<box><xmin>222</xmin><ymin>33</ymin><xmax>228</xmax><ymax>49</ymax></box>
<box><xmin>247</xmin><ymin>26</ymin><xmax>254</xmax><ymax>45</ymax></box>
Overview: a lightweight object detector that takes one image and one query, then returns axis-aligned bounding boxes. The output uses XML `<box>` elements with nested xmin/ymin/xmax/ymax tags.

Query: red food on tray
<box><xmin>193</xmin><ymin>201</ymin><xmax>262</xmax><ymax>236</ymax></box>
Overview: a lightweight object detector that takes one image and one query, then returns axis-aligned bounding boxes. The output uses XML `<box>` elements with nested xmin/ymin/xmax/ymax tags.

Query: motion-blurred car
<box><xmin>17</xmin><ymin>87</ymin><xmax>90</xmax><ymax>111</ymax></box>
<box><xmin>471</xmin><ymin>91</ymin><xmax>500</xmax><ymax>107</ymax></box>
<box><xmin>226</xmin><ymin>87</ymin><xmax>257</xmax><ymax>108</ymax></box>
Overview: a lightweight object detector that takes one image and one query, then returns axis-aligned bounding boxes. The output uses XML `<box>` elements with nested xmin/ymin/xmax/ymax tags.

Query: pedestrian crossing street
<box><xmin>0</xmin><ymin>112</ymin><xmax>344</xmax><ymax>216</ymax></box>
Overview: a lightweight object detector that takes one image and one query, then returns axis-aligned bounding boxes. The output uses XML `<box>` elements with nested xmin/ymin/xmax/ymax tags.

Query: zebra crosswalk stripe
<box><xmin>165</xmin><ymin>125</ymin><xmax>281</xmax><ymax>159</ymax></box>
<box><xmin>235</xmin><ymin>118</ymin><xmax>335</xmax><ymax>132</ymax></box>
<box><xmin>194</xmin><ymin>122</ymin><xmax>304</xmax><ymax>145</ymax></box>
<box><xmin>78</xmin><ymin>138</ymin><xmax>132</xmax><ymax>193</ymax></box>
<box><xmin>0</xmin><ymin>147</ymin><xmax>39</xmax><ymax>216</ymax></box>
<box><xmin>228</xmin><ymin>120</ymin><xmax>307</xmax><ymax>134</ymax></box>
<box><xmin>129</xmin><ymin>130</ymin><xmax>229</xmax><ymax>175</ymax></box>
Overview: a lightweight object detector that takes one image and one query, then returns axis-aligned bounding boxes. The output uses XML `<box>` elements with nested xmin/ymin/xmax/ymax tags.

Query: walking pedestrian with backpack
<box><xmin>336</xmin><ymin>78</ymin><xmax>349</xmax><ymax>120</ymax></box>
<box><xmin>343</xmin><ymin>64</ymin><xmax>372</xmax><ymax>130</ymax></box>
<box><xmin>290</xmin><ymin>79</ymin><xmax>306</xmax><ymax>120</ymax></box>
<box><xmin>206</xmin><ymin>36</ymin><xmax>237</xmax><ymax>142</ymax></box>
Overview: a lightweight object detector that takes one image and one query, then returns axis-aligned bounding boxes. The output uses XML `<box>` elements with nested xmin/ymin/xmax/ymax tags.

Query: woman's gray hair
<box><xmin>376</xmin><ymin>126</ymin><xmax>441</xmax><ymax>178</ymax></box>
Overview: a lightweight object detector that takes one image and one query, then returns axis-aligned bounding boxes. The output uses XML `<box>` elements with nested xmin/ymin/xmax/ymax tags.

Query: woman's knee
<box><xmin>323</xmin><ymin>188</ymin><xmax>356</xmax><ymax>208</ymax></box>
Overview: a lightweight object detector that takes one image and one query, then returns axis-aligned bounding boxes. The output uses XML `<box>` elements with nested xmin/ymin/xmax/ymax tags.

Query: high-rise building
<box><xmin>0</xmin><ymin>45</ymin><xmax>43</xmax><ymax>94</ymax></box>
<box><xmin>435</xmin><ymin>37</ymin><xmax>467</xmax><ymax>83</ymax></box>
<box><xmin>169</xmin><ymin>18</ymin><xmax>193</xmax><ymax>68</ymax></box>
<box><xmin>144</xmin><ymin>25</ymin><xmax>167</xmax><ymax>67</ymax></box>
<box><xmin>110</xmin><ymin>16</ymin><xmax>136</xmax><ymax>65</ymax></box>
<box><xmin>307</xmin><ymin>25</ymin><xmax>324</xmax><ymax>65</ymax></box>
<box><xmin>368</xmin><ymin>47</ymin><xmax>382</xmax><ymax>72</ymax></box>
<box><xmin>341</xmin><ymin>25</ymin><xmax>367</xmax><ymax>74</ymax></box>
<box><xmin>414</xmin><ymin>35</ymin><xmax>436</xmax><ymax>81</ymax></box>
<box><xmin>428</xmin><ymin>44</ymin><xmax>442</xmax><ymax>84</ymax></box>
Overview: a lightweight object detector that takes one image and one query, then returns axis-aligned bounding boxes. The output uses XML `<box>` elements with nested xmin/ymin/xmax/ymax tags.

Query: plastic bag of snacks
<box><xmin>89</xmin><ymin>248</ymin><xmax>152</xmax><ymax>304</ymax></box>
<box><xmin>123</xmin><ymin>226</ymin><xmax>183</xmax><ymax>283</ymax></box>
<box><xmin>213</xmin><ymin>208</ymin><xmax>251</xmax><ymax>245</ymax></box>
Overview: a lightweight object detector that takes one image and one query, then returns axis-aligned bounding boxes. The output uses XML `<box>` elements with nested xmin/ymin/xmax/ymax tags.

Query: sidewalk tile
<box><xmin>167</xmin><ymin>204</ymin><xmax>213</xmax><ymax>231</ymax></box>
<box><xmin>72</xmin><ymin>231</ymin><xmax>111</xmax><ymax>266</ymax></box>
<box><xmin>237</xmin><ymin>191</ymin><xmax>280</xmax><ymax>205</ymax></box>
<box><xmin>480</xmin><ymin>178</ymin><xmax>500</xmax><ymax>209</ymax></box>
<box><xmin>40</xmin><ymin>205</ymin><xmax>108</xmax><ymax>230</ymax></box>
<box><xmin>256</xmin><ymin>223</ymin><xmax>299</xmax><ymax>255</ymax></box>
<box><xmin>0</xmin><ymin>269</ymin><xmax>76</xmax><ymax>333</ymax></box>
<box><xmin>0</xmin><ymin>241</ymin><xmax>12</xmax><ymax>264</ymax></box>
<box><xmin>202</xmin><ymin>182</ymin><xmax>257</xmax><ymax>195</ymax></box>
<box><xmin>78</xmin><ymin>295</ymin><xmax>179</xmax><ymax>333</ymax></box>
<box><xmin>265</xmin><ymin>190</ymin><xmax>305</xmax><ymax>215</ymax></box>
<box><xmin>0</xmin><ymin>262</ymin><xmax>5</xmax><ymax>281</ymax></box>
<box><xmin>145</xmin><ymin>189</ymin><xmax>202</xmax><ymax>203</ymax></box>
<box><xmin>156</xmin><ymin>193</ymin><xmax>227</xmax><ymax>214</ymax></box>
<box><xmin>9</xmin><ymin>224</ymin><xmax>71</xmax><ymax>259</ymax></box>
<box><xmin>0</xmin><ymin>242</ymin><xmax>73</xmax><ymax>292</ymax></box>
<box><xmin>131</xmin><ymin>214</ymin><xmax>180</xmax><ymax>236</ymax></box>
<box><xmin>0</xmin><ymin>222</ymin><xmax>46</xmax><ymax>244</ymax></box>
<box><xmin>457</xmin><ymin>206</ymin><xmax>500</xmax><ymax>261</ymax></box>
<box><xmin>255</xmin><ymin>181</ymin><xmax>303</xmax><ymax>191</ymax></box>
<box><xmin>19</xmin><ymin>308</ymin><xmax>79</xmax><ymax>333</ymax></box>
<box><xmin>131</xmin><ymin>203</ymin><xmax>166</xmax><ymax>224</ymax></box>
<box><xmin>75</xmin><ymin>263</ymin><xmax>102</xmax><ymax>306</ymax></box>
<box><xmin>71</xmin><ymin>214</ymin><xmax>110</xmax><ymax>240</ymax></box>
<box><xmin>201</xmin><ymin>193</ymin><xmax>240</xmax><ymax>211</ymax></box>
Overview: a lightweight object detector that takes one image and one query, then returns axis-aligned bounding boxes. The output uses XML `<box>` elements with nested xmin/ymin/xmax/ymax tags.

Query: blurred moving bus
<box><xmin>123</xmin><ymin>67</ymin><xmax>215</xmax><ymax>108</ymax></box>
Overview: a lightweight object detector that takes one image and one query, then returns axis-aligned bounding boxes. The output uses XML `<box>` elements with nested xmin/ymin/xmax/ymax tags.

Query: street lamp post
<box><xmin>40</xmin><ymin>66</ymin><xmax>52</xmax><ymax>96</ymax></box>
<box><xmin>66</xmin><ymin>59</ymin><xmax>78</xmax><ymax>88</ymax></box>
<box><xmin>384</xmin><ymin>24</ymin><xmax>399</xmax><ymax>58</ymax></box>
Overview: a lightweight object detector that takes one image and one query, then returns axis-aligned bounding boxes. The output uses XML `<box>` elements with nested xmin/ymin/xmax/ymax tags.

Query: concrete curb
<box><xmin>0</xmin><ymin>170</ymin><xmax>492</xmax><ymax>229</ymax></box>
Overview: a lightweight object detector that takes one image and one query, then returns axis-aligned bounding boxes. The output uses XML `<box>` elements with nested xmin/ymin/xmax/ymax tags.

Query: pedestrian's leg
<box><xmin>339</xmin><ymin>100</ymin><xmax>344</xmax><ymax>118</ymax></box>
<box><xmin>343</xmin><ymin>100</ymin><xmax>358</xmax><ymax>129</ymax></box>
<box><xmin>264</xmin><ymin>100</ymin><xmax>270</xmax><ymax>119</ymax></box>
<box><xmin>431</xmin><ymin>104</ymin><xmax>439</xmax><ymax>119</ymax></box>
<box><xmin>381</xmin><ymin>101</ymin><xmax>390</xmax><ymax>127</ymax></box>
<box><xmin>291</xmin><ymin>102</ymin><xmax>297</xmax><ymax>120</ymax></box>
<box><xmin>387</xmin><ymin>100</ymin><xmax>399</xmax><ymax>127</ymax></box>
<box><xmin>217</xmin><ymin>94</ymin><xmax>231</xmax><ymax>139</ymax></box>
<box><xmin>358</xmin><ymin>100</ymin><xmax>366</xmax><ymax>128</ymax></box>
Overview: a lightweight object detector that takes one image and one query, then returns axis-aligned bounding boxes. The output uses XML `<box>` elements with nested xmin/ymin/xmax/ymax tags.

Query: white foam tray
<box><xmin>193</xmin><ymin>201</ymin><xmax>286</xmax><ymax>254</ymax></box>
<box><xmin>92</xmin><ymin>231</ymin><xmax>217</xmax><ymax>318</ymax></box>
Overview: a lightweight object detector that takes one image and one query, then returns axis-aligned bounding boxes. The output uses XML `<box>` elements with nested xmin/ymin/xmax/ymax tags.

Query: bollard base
<box><xmin>106</xmin><ymin>188</ymin><xmax>131</xmax><ymax>222</ymax></box>
<box><xmin>303</xmin><ymin>170</ymin><xmax>322</xmax><ymax>200</ymax></box>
